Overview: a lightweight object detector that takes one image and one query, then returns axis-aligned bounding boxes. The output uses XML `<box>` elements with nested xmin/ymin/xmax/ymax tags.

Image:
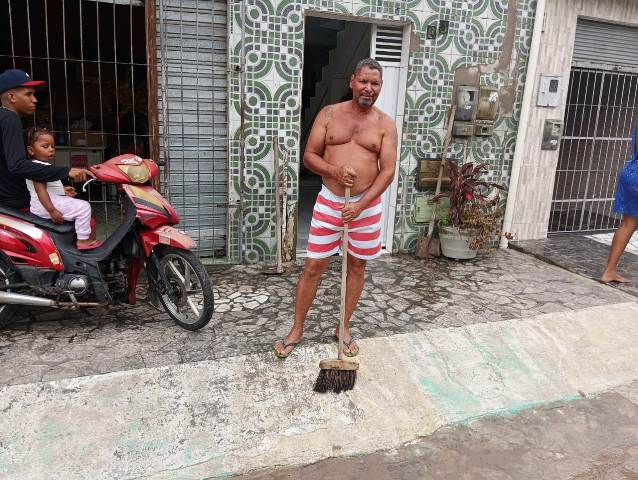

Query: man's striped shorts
<box><xmin>306</xmin><ymin>184</ymin><xmax>383</xmax><ymax>260</ymax></box>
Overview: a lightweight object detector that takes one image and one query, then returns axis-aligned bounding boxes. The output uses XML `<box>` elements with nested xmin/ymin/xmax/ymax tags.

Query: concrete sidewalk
<box><xmin>1</xmin><ymin>250</ymin><xmax>637</xmax><ymax>479</ymax></box>
<box><xmin>2</xmin><ymin>302</ymin><xmax>638</xmax><ymax>479</ymax></box>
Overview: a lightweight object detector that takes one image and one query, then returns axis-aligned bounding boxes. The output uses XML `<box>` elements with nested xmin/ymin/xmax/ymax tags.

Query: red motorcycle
<box><xmin>0</xmin><ymin>154</ymin><xmax>214</xmax><ymax>330</ymax></box>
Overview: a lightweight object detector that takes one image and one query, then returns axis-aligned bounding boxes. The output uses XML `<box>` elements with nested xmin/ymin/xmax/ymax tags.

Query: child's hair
<box><xmin>25</xmin><ymin>126</ymin><xmax>53</xmax><ymax>147</ymax></box>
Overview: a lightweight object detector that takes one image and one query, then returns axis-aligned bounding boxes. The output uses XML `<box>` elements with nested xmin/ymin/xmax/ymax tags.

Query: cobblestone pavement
<box><xmin>511</xmin><ymin>234</ymin><xmax>638</xmax><ymax>297</ymax></box>
<box><xmin>0</xmin><ymin>249</ymin><xmax>632</xmax><ymax>386</ymax></box>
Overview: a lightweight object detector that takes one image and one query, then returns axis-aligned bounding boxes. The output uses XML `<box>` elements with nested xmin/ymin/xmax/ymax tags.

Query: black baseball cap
<box><xmin>0</xmin><ymin>69</ymin><xmax>46</xmax><ymax>94</ymax></box>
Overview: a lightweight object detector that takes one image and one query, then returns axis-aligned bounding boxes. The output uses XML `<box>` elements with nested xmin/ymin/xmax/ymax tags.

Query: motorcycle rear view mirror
<box><xmin>82</xmin><ymin>177</ymin><xmax>98</xmax><ymax>193</ymax></box>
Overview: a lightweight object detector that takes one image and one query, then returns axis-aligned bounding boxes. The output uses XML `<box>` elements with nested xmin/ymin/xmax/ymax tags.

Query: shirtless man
<box><xmin>274</xmin><ymin>58</ymin><xmax>398</xmax><ymax>358</ymax></box>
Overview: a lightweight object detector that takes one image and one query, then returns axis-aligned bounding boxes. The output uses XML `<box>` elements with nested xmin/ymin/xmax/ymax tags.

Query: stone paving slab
<box><xmin>511</xmin><ymin>234</ymin><xmax>638</xmax><ymax>298</ymax></box>
<box><xmin>0</xmin><ymin>250</ymin><xmax>633</xmax><ymax>386</ymax></box>
<box><xmin>2</xmin><ymin>302</ymin><xmax>638</xmax><ymax>479</ymax></box>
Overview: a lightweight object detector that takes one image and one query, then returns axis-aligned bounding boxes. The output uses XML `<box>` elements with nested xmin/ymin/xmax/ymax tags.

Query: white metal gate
<box><xmin>549</xmin><ymin>67</ymin><xmax>638</xmax><ymax>233</ymax></box>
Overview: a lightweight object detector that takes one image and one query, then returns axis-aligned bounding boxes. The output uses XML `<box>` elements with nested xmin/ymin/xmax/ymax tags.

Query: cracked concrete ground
<box><xmin>240</xmin><ymin>385</ymin><xmax>638</xmax><ymax>480</ymax></box>
<box><xmin>0</xmin><ymin>249</ymin><xmax>632</xmax><ymax>386</ymax></box>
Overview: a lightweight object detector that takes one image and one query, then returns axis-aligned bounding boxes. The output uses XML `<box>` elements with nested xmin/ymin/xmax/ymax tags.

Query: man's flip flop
<box><xmin>273</xmin><ymin>338</ymin><xmax>303</xmax><ymax>359</ymax></box>
<box><xmin>333</xmin><ymin>334</ymin><xmax>359</xmax><ymax>357</ymax></box>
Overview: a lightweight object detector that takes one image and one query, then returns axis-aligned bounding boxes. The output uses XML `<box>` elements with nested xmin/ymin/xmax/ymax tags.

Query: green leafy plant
<box><xmin>432</xmin><ymin>161</ymin><xmax>511</xmax><ymax>251</ymax></box>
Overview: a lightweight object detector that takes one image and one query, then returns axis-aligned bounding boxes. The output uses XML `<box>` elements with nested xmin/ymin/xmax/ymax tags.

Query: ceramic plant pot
<box><xmin>438</xmin><ymin>225</ymin><xmax>477</xmax><ymax>260</ymax></box>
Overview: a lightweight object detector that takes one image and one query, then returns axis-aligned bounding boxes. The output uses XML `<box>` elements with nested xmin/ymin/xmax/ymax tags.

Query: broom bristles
<box><xmin>313</xmin><ymin>368</ymin><xmax>357</xmax><ymax>393</ymax></box>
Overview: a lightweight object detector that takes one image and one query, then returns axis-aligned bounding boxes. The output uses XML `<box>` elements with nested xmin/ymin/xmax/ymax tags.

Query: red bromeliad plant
<box><xmin>432</xmin><ymin>160</ymin><xmax>506</xmax><ymax>230</ymax></box>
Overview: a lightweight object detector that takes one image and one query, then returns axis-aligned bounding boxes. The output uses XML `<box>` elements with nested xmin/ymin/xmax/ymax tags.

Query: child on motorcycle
<box><xmin>25</xmin><ymin>127</ymin><xmax>99</xmax><ymax>249</ymax></box>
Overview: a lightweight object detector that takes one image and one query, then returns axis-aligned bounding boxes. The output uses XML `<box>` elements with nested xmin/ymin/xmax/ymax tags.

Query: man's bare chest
<box><xmin>325</xmin><ymin>120</ymin><xmax>384</xmax><ymax>154</ymax></box>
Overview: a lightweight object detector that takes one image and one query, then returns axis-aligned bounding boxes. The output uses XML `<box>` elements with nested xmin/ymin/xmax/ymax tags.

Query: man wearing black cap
<box><xmin>0</xmin><ymin>69</ymin><xmax>91</xmax><ymax>210</ymax></box>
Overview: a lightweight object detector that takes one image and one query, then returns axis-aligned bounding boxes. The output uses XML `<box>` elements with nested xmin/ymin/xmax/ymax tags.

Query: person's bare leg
<box><xmin>274</xmin><ymin>256</ymin><xmax>331</xmax><ymax>356</ymax></box>
<box><xmin>601</xmin><ymin>214</ymin><xmax>638</xmax><ymax>283</ymax></box>
<box><xmin>334</xmin><ymin>254</ymin><xmax>366</xmax><ymax>355</ymax></box>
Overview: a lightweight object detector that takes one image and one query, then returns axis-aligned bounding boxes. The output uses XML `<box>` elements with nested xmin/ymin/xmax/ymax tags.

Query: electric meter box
<box><xmin>541</xmin><ymin>119</ymin><xmax>563</xmax><ymax>150</ymax></box>
<box><xmin>418</xmin><ymin>158</ymin><xmax>450</xmax><ymax>189</ymax></box>
<box><xmin>474</xmin><ymin>120</ymin><xmax>494</xmax><ymax>136</ymax></box>
<box><xmin>453</xmin><ymin>121</ymin><xmax>474</xmax><ymax>137</ymax></box>
<box><xmin>538</xmin><ymin>75</ymin><xmax>561</xmax><ymax>107</ymax></box>
<box><xmin>414</xmin><ymin>194</ymin><xmax>432</xmax><ymax>223</ymax></box>
<box><xmin>476</xmin><ymin>87</ymin><xmax>499</xmax><ymax>120</ymax></box>
<box><xmin>454</xmin><ymin>86</ymin><xmax>479</xmax><ymax>121</ymax></box>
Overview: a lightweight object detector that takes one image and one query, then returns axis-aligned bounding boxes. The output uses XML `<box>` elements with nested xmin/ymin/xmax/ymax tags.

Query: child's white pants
<box><xmin>30</xmin><ymin>196</ymin><xmax>92</xmax><ymax>240</ymax></box>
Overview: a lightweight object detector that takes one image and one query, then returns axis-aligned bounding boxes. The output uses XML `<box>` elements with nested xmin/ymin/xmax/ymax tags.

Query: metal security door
<box><xmin>549</xmin><ymin>67</ymin><xmax>638</xmax><ymax>233</ymax></box>
<box><xmin>156</xmin><ymin>0</ymin><xmax>232</xmax><ymax>261</ymax></box>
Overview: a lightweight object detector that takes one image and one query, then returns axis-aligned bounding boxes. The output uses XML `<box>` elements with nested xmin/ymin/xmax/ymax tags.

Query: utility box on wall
<box><xmin>474</xmin><ymin>121</ymin><xmax>494</xmax><ymax>136</ymax></box>
<box><xmin>417</xmin><ymin>158</ymin><xmax>450</xmax><ymax>189</ymax></box>
<box><xmin>453</xmin><ymin>121</ymin><xmax>474</xmax><ymax>137</ymax></box>
<box><xmin>413</xmin><ymin>194</ymin><xmax>450</xmax><ymax>224</ymax></box>
<box><xmin>453</xmin><ymin>85</ymin><xmax>498</xmax><ymax>137</ymax></box>
<box><xmin>414</xmin><ymin>194</ymin><xmax>432</xmax><ymax>223</ymax></box>
<box><xmin>541</xmin><ymin>119</ymin><xmax>564</xmax><ymax>150</ymax></box>
<box><xmin>538</xmin><ymin>75</ymin><xmax>561</xmax><ymax>107</ymax></box>
<box><xmin>476</xmin><ymin>87</ymin><xmax>499</xmax><ymax>120</ymax></box>
<box><xmin>454</xmin><ymin>86</ymin><xmax>478</xmax><ymax>121</ymax></box>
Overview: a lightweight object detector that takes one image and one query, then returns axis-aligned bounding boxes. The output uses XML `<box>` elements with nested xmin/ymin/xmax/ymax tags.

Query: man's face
<box><xmin>350</xmin><ymin>66</ymin><xmax>383</xmax><ymax>109</ymax></box>
<box><xmin>5</xmin><ymin>87</ymin><xmax>38</xmax><ymax>116</ymax></box>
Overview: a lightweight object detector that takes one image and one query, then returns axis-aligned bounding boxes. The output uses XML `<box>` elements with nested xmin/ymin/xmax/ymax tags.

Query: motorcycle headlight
<box><xmin>118</xmin><ymin>164</ymin><xmax>150</xmax><ymax>184</ymax></box>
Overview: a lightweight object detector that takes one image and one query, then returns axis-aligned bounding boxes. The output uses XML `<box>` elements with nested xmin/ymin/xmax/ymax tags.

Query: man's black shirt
<box><xmin>0</xmin><ymin>108</ymin><xmax>70</xmax><ymax>209</ymax></box>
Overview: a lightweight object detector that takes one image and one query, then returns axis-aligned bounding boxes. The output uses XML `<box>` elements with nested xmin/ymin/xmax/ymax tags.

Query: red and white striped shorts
<box><xmin>306</xmin><ymin>185</ymin><xmax>383</xmax><ymax>260</ymax></box>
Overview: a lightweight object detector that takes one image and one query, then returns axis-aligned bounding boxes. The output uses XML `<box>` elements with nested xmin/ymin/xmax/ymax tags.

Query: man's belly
<box><xmin>323</xmin><ymin>145</ymin><xmax>379</xmax><ymax>196</ymax></box>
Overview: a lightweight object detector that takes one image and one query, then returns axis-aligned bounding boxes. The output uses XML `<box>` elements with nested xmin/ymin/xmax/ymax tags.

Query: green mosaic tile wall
<box><xmin>228</xmin><ymin>0</ymin><xmax>537</xmax><ymax>263</ymax></box>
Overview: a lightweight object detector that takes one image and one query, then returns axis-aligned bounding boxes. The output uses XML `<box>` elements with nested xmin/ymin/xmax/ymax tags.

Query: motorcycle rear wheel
<box><xmin>156</xmin><ymin>247</ymin><xmax>214</xmax><ymax>331</ymax></box>
<box><xmin>0</xmin><ymin>256</ymin><xmax>17</xmax><ymax>327</ymax></box>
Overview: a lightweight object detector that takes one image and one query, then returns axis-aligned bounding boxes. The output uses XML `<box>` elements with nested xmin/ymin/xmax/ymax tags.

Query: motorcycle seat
<box><xmin>0</xmin><ymin>205</ymin><xmax>75</xmax><ymax>234</ymax></box>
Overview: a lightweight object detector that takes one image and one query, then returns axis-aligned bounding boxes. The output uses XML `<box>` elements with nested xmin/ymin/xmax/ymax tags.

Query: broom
<box><xmin>314</xmin><ymin>186</ymin><xmax>358</xmax><ymax>393</ymax></box>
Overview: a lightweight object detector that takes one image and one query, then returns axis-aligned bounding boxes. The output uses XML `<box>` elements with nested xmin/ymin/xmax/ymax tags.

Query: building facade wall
<box><xmin>510</xmin><ymin>0</ymin><xmax>638</xmax><ymax>240</ymax></box>
<box><xmin>226</xmin><ymin>0</ymin><xmax>538</xmax><ymax>264</ymax></box>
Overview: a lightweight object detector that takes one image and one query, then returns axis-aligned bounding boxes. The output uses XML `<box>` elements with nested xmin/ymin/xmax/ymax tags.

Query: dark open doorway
<box><xmin>298</xmin><ymin>16</ymin><xmax>371</xmax><ymax>250</ymax></box>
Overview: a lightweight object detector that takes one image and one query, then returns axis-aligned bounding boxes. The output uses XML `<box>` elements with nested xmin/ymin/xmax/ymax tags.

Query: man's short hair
<box><xmin>354</xmin><ymin>58</ymin><xmax>383</xmax><ymax>78</ymax></box>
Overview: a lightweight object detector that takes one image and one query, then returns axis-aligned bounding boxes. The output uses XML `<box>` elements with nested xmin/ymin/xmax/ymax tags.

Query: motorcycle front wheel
<box><xmin>156</xmin><ymin>247</ymin><xmax>214</xmax><ymax>331</ymax></box>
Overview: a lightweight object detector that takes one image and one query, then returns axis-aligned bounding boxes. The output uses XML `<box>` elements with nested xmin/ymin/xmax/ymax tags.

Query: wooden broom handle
<box><xmin>338</xmin><ymin>186</ymin><xmax>350</xmax><ymax>361</ymax></box>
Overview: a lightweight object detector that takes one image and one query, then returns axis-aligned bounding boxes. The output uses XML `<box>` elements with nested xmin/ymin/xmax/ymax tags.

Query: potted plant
<box><xmin>432</xmin><ymin>161</ymin><xmax>508</xmax><ymax>260</ymax></box>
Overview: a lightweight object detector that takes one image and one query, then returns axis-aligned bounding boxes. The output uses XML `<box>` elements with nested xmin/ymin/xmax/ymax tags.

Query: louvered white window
<box><xmin>372</xmin><ymin>25</ymin><xmax>403</xmax><ymax>64</ymax></box>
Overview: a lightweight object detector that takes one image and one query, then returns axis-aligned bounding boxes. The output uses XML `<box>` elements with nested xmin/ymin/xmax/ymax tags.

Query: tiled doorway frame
<box><xmin>296</xmin><ymin>11</ymin><xmax>412</xmax><ymax>256</ymax></box>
